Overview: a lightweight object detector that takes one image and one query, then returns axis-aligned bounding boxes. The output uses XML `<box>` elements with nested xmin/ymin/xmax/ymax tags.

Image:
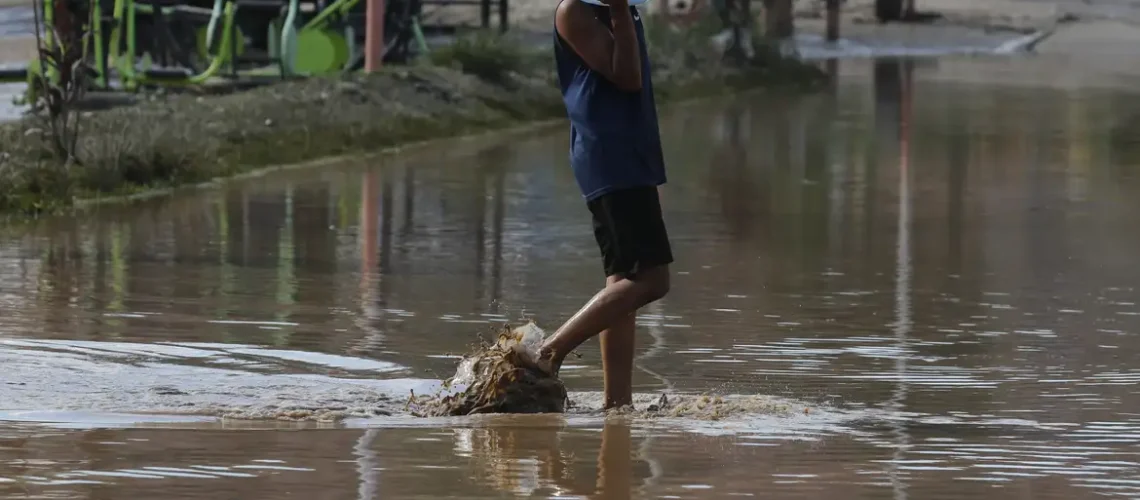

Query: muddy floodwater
<box><xmin>3</xmin><ymin>56</ymin><xmax>1140</xmax><ymax>498</ymax></box>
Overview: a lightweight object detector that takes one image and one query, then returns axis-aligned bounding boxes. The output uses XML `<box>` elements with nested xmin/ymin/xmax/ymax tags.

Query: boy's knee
<box><xmin>652</xmin><ymin>272</ymin><xmax>671</xmax><ymax>301</ymax></box>
<box><xmin>636</xmin><ymin>267</ymin><xmax>670</xmax><ymax>304</ymax></box>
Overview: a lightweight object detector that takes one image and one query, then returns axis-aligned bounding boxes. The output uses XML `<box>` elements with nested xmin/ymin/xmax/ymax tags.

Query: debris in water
<box><xmin>646</xmin><ymin>393</ymin><xmax>671</xmax><ymax>412</ymax></box>
<box><xmin>409</xmin><ymin>322</ymin><xmax>567</xmax><ymax>416</ymax></box>
<box><xmin>637</xmin><ymin>393</ymin><xmax>801</xmax><ymax>421</ymax></box>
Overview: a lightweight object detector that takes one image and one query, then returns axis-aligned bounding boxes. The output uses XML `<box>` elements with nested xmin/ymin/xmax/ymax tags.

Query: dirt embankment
<box><xmin>0</xmin><ymin>27</ymin><xmax>827</xmax><ymax>216</ymax></box>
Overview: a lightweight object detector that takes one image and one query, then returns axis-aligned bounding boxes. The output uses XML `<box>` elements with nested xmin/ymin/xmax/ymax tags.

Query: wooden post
<box><xmin>825</xmin><ymin>0</ymin><xmax>840</xmax><ymax>42</ymax></box>
<box><xmin>364</xmin><ymin>0</ymin><xmax>385</xmax><ymax>72</ymax></box>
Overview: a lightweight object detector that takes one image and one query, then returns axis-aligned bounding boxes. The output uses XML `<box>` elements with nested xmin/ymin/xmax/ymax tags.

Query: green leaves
<box><xmin>29</xmin><ymin>0</ymin><xmax>96</xmax><ymax>164</ymax></box>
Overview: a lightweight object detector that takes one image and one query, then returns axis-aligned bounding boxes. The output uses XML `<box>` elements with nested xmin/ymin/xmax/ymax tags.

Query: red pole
<box><xmin>365</xmin><ymin>0</ymin><xmax>385</xmax><ymax>72</ymax></box>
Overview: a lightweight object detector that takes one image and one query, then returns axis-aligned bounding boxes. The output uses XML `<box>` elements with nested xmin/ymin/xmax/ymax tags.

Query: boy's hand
<box><xmin>555</xmin><ymin>0</ymin><xmax>643</xmax><ymax>91</ymax></box>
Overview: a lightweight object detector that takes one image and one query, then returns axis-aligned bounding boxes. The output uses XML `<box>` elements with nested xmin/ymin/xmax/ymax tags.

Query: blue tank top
<box><xmin>553</xmin><ymin>4</ymin><xmax>666</xmax><ymax>201</ymax></box>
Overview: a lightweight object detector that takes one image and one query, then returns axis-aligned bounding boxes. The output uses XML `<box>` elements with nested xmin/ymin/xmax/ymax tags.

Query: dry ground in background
<box><xmin>0</xmin><ymin>34</ymin><xmax>32</xmax><ymax>64</ymax></box>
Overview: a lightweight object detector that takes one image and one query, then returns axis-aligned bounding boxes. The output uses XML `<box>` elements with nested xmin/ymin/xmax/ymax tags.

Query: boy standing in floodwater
<box><xmin>523</xmin><ymin>0</ymin><xmax>672</xmax><ymax>409</ymax></box>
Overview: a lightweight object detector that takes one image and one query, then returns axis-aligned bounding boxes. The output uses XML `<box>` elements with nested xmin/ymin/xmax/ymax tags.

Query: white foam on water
<box><xmin>346</xmin><ymin>391</ymin><xmax>863</xmax><ymax>444</ymax></box>
<box><xmin>222</xmin><ymin>347</ymin><xmax>403</xmax><ymax>372</ymax></box>
<box><xmin>0</xmin><ymin>337</ymin><xmax>865</xmax><ymax>437</ymax></box>
<box><xmin>232</xmin><ymin>464</ymin><xmax>316</xmax><ymax>472</ymax></box>
<box><xmin>207</xmin><ymin>320</ymin><xmax>300</xmax><ymax>327</ymax></box>
<box><xmin>0</xmin><ymin>338</ymin><xmax>435</xmax><ymax>424</ymax></box>
<box><xmin>3</xmin><ymin>339</ymin><xmax>230</xmax><ymax>360</ymax></box>
<box><xmin>72</xmin><ymin>470</ymin><xmax>167</xmax><ymax>480</ymax></box>
<box><xmin>0</xmin><ymin>411</ymin><xmax>218</xmax><ymax>427</ymax></box>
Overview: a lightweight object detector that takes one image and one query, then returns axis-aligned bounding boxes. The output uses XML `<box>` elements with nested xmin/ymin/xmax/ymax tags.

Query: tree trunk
<box><xmin>52</xmin><ymin>0</ymin><xmax>82</xmax><ymax>85</ymax></box>
<box><xmin>825</xmin><ymin>0</ymin><xmax>840</xmax><ymax>41</ymax></box>
<box><xmin>763</xmin><ymin>0</ymin><xmax>794</xmax><ymax>40</ymax></box>
<box><xmin>725</xmin><ymin>0</ymin><xmax>754</xmax><ymax>60</ymax></box>
<box><xmin>876</xmin><ymin>0</ymin><xmax>903</xmax><ymax>22</ymax></box>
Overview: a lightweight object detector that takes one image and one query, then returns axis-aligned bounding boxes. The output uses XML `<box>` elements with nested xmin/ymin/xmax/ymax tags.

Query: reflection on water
<box><xmin>6</xmin><ymin>416</ymin><xmax>1140</xmax><ymax>498</ymax></box>
<box><xmin>4</xmin><ymin>55</ymin><xmax>1140</xmax><ymax>498</ymax></box>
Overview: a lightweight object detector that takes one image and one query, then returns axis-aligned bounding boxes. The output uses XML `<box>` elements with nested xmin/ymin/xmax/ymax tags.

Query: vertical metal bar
<box><xmin>91</xmin><ymin>0</ymin><xmax>107</xmax><ymax>88</ymax></box>
<box><xmin>229</xmin><ymin>5</ymin><xmax>238</xmax><ymax>77</ymax></box>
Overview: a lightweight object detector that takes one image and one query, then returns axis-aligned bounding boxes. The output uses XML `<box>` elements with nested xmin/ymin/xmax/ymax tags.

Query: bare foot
<box><xmin>511</xmin><ymin>343</ymin><xmax>560</xmax><ymax>378</ymax></box>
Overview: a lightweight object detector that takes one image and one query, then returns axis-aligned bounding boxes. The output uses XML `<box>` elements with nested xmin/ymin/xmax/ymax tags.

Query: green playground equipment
<box><xmin>282</xmin><ymin>0</ymin><xmax>429</xmax><ymax>74</ymax></box>
<box><xmin>108</xmin><ymin>0</ymin><xmax>240</xmax><ymax>88</ymax></box>
<box><xmin>4</xmin><ymin>0</ymin><xmax>430</xmax><ymax>95</ymax></box>
<box><xmin>105</xmin><ymin>0</ymin><xmax>310</xmax><ymax>88</ymax></box>
<box><xmin>3</xmin><ymin>0</ymin><xmax>107</xmax><ymax>102</ymax></box>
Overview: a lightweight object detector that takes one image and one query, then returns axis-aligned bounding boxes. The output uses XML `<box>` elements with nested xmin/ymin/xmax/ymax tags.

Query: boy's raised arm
<box><xmin>555</xmin><ymin>0</ymin><xmax>643</xmax><ymax>92</ymax></box>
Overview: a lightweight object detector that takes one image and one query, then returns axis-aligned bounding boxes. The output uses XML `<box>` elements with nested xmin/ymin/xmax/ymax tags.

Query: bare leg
<box><xmin>539</xmin><ymin>265</ymin><xmax>669</xmax><ymax>377</ymax></box>
<box><xmin>601</xmin><ymin>285</ymin><xmax>637</xmax><ymax>409</ymax></box>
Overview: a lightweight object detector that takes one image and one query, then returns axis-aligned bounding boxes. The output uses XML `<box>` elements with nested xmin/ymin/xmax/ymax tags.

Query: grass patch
<box><xmin>0</xmin><ymin>26</ymin><xmax>827</xmax><ymax>217</ymax></box>
<box><xmin>429</xmin><ymin>29</ymin><xmax>532</xmax><ymax>83</ymax></box>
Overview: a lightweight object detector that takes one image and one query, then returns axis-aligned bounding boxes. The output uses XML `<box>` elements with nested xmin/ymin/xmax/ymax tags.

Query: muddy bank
<box><xmin>0</xmin><ymin>28</ymin><xmax>825</xmax><ymax>216</ymax></box>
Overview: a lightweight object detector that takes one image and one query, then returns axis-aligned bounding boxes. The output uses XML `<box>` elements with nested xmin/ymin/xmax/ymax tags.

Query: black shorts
<box><xmin>587</xmin><ymin>186</ymin><xmax>674</xmax><ymax>278</ymax></box>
